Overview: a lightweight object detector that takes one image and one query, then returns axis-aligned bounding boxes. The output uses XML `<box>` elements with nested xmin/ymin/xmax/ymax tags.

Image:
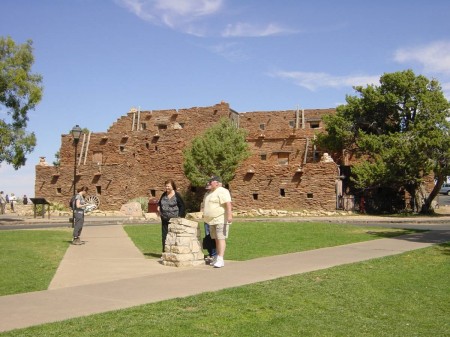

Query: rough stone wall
<box><xmin>162</xmin><ymin>218</ymin><xmax>204</xmax><ymax>267</ymax></box>
<box><xmin>35</xmin><ymin>102</ymin><xmax>339</xmax><ymax>212</ymax></box>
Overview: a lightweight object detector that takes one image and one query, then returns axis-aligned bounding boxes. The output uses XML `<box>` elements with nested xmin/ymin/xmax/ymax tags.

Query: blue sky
<box><xmin>1</xmin><ymin>0</ymin><xmax>450</xmax><ymax>199</ymax></box>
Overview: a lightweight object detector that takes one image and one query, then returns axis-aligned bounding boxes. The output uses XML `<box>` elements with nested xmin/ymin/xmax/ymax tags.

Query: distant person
<box><xmin>72</xmin><ymin>186</ymin><xmax>89</xmax><ymax>245</ymax></box>
<box><xmin>157</xmin><ymin>180</ymin><xmax>185</xmax><ymax>253</ymax></box>
<box><xmin>23</xmin><ymin>195</ymin><xmax>28</xmax><ymax>205</ymax></box>
<box><xmin>10</xmin><ymin>193</ymin><xmax>17</xmax><ymax>212</ymax></box>
<box><xmin>202</xmin><ymin>176</ymin><xmax>232</xmax><ymax>268</ymax></box>
<box><xmin>0</xmin><ymin>191</ymin><xmax>6</xmax><ymax>214</ymax></box>
<box><xmin>5</xmin><ymin>194</ymin><xmax>9</xmax><ymax>204</ymax></box>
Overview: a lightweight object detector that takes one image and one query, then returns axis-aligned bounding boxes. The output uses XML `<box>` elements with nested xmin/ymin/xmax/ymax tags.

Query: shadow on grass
<box><xmin>367</xmin><ymin>229</ymin><xmax>450</xmax><ymax>245</ymax></box>
<box><xmin>144</xmin><ymin>252</ymin><xmax>161</xmax><ymax>259</ymax></box>
<box><xmin>365</xmin><ymin>229</ymin><xmax>424</xmax><ymax>238</ymax></box>
<box><xmin>439</xmin><ymin>242</ymin><xmax>450</xmax><ymax>255</ymax></box>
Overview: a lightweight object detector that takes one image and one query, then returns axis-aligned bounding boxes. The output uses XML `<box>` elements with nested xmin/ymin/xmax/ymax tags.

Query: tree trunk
<box><xmin>420</xmin><ymin>174</ymin><xmax>445</xmax><ymax>214</ymax></box>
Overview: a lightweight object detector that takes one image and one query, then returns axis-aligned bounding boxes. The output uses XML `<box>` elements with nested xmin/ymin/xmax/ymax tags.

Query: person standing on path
<box><xmin>202</xmin><ymin>176</ymin><xmax>232</xmax><ymax>268</ymax></box>
<box><xmin>201</xmin><ymin>181</ymin><xmax>217</xmax><ymax>264</ymax></box>
<box><xmin>72</xmin><ymin>186</ymin><xmax>88</xmax><ymax>245</ymax></box>
<box><xmin>157</xmin><ymin>180</ymin><xmax>186</xmax><ymax>253</ymax></box>
<box><xmin>9</xmin><ymin>193</ymin><xmax>17</xmax><ymax>213</ymax></box>
<box><xmin>0</xmin><ymin>191</ymin><xmax>6</xmax><ymax>214</ymax></box>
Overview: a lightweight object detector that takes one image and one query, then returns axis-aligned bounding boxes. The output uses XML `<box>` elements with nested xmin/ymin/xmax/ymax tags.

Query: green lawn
<box><xmin>2</xmin><ymin>242</ymin><xmax>448</xmax><ymax>337</ymax></box>
<box><xmin>124</xmin><ymin>221</ymin><xmax>419</xmax><ymax>260</ymax></box>
<box><xmin>0</xmin><ymin>229</ymin><xmax>70</xmax><ymax>296</ymax></box>
<box><xmin>1</xmin><ymin>223</ymin><xmax>446</xmax><ymax>336</ymax></box>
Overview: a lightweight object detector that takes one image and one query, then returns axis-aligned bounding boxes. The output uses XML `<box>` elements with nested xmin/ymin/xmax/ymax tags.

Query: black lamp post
<box><xmin>71</xmin><ymin>125</ymin><xmax>82</xmax><ymax>226</ymax></box>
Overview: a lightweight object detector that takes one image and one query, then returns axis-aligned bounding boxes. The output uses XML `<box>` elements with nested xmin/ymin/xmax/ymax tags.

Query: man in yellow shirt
<box><xmin>202</xmin><ymin>176</ymin><xmax>232</xmax><ymax>268</ymax></box>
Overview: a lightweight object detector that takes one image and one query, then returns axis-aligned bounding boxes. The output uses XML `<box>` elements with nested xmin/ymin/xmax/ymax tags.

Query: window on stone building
<box><xmin>277</xmin><ymin>152</ymin><xmax>289</xmax><ymax>165</ymax></box>
<box><xmin>280</xmin><ymin>189</ymin><xmax>285</xmax><ymax>197</ymax></box>
<box><xmin>289</xmin><ymin>120</ymin><xmax>295</xmax><ymax>128</ymax></box>
<box><xmin>309</xmin><ymin>121</ymin><xmax>320</xmax><ymax>128</ymax></box>
<box><xmin>307</xmin><ymin>193</ymin><xmax>314</xmax><ymax>199</ymax></box>
<box><xmin>158</xmin><ymin>124</ymin><xmax>167</xmax><ymax>131</ymax></box>
<box><xmin>260</xmin><ymin>153</ymin><xmax>267</xmax><ymax>161</ymax></box>
<box><xmin>259</xmin><ymin>123</ymin><xmax>265</xmax><ymax>130</ymax></box>
<box><xmin>93</xmin><ymin>151</ymin><xmax>103</xmax><ymax>164</ymax></box>
<box><xmin>56</xmin><ymin>187</ymin><xmax>62</xmax><ymax>194</ymax></box>
<box><xmin>141</xmin><ymin>123</ymin><xmax>147</xmax><ymax>130</ymax></box>
<box><xmin>150</xmin><ymin>189</ymin><xmax>156</xmax><ymax>197</ymax></box>
<box><xmin>146</xmin><ymin>143</ymin><xmax>150</xmax><ymax>150</ymax></box>
<box><xmin>119</xmin><ymin>145</ymin><xmax>125</xmax><ymax>152</ymax></box>
<box><xmin>313</xmin><ymin>151</ymin><xmax>320</xmax><ymax>162</ymax></box>
<box><xmin>253</xmin><ymin>193</ymin><xmax>258</xmax><ymax>200</ymax></box>
<box><xmin>96</xmin><ymin>186</ymin><xmax>101</xmax><ymax>194</ymax></box>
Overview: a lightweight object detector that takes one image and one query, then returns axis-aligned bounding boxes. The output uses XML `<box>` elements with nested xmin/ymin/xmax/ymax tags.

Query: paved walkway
<box><xmin>0</xmin><ymin>219</ymin><xmax>449</xmax><ymax>332</ymax></box>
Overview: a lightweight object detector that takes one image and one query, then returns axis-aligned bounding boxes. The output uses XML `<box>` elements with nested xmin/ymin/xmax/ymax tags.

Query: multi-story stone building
<box><xmin>35</xmin><ymin>101</ymin><xmax>342</xmax><ymax>212</ymax></box>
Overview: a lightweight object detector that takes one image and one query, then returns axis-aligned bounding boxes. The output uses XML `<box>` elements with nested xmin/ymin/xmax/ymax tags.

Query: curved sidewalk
<box><xmin>0</xmin><ymin>223</ymin><xmax>449</xmax><ymax>332</ymax></box>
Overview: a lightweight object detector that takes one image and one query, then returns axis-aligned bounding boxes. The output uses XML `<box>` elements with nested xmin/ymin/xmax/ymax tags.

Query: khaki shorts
<box><xmin>210</xmin><ymin>223</ymin><xmax>230</xmax><ymax>240</ymax></box>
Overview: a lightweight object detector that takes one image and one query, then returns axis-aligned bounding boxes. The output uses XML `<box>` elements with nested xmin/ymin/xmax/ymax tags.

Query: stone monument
<box><xmin>161</xmin><ymin>218</ymin><xmax>205</xmax><ymax>267</ymax></box>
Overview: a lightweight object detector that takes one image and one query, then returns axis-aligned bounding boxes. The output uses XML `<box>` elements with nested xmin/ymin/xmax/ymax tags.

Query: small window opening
<box><xmin>56</xmin><ymin>188</ymin><xmax>62</xmax><ymax>194</ymax></box>
<box><xmin>260</xmin><ymin>154</ymin><xmax>267</xmax><ymax>161</ymax></box>
<box><xmin>310</xmin><ymin>122</ymin><xmax>320</xmax><ymax>129</ymax></box>
<box><xmin>146</xmin><ymin>143</ymin><xmax>150</xmax><ymax>149</ymax></box>
<box><xmin>307</xmin><ymin>193</ymin><xmax>314</xmax><ymax>199</ymax></box>
<box><xmin>259</xmin><ymin>123</ymin><xmax>265</xmax><ymax>130</ymax></box>
<box><xmin>280</xmin><ymin>189</ymin><xmax>285</xmax><ymax>197</ymax></box>
<box><xmin>141</xmin><ymin>123</ymin><xmax>146</xmax><ymax>130</ymax></box>
<box><xmin>150</xmin><ymin>189</ymin><xmax>156</xmax><ymax>197</ymax></box>
<box><xmin>289</xmin><ymin>120</ymin><xmax>295</xmax><ymax>128</ymax></box>
<box><xmin>96</xmin><ymin>186</ymin><xmax>101</xmax><ymax>194</ymax></box>
<box><xmin>278</xmin><ymin>153</ymin><xmax>289</xmax><ymax>165</ymax></box>
<box><xmin>155</xmin><ymin>146</ymin><xmax>158</xmax><ymax>151</ymax></box>
<box><xmin>253</xmin><ymin>193</ymin><xmax>258</xmax><ymax>200</ymax></box>
<box><xmin>119</xmin><ymin>145</ymin><xmax>125</xmax><ymax>152</ymax></box>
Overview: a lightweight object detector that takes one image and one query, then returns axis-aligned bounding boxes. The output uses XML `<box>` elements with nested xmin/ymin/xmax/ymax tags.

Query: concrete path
<box><xmin>0</xmin><ymin>223</ymin><xmax>449</xmax><ymax>332</ymax></box>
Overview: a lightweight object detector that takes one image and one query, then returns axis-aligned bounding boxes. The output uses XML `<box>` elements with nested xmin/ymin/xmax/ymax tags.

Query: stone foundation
<box><xmin>161</xmin><ymin>218</ymin><xmax>205</xmax><ymax>267</ymax></box>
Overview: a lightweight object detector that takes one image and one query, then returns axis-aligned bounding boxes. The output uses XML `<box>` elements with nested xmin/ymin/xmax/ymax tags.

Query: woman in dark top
<box><xmin>157</xmin><ymin>180</ymin><xmax>185</xmax><ymax>252</ymax></box>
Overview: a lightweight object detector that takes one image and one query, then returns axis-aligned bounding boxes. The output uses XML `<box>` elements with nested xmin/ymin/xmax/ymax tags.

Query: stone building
<box><xmin>35</xmin><ymin>101</ymin><xmax>341</xmax><ymax>212</ymax></box>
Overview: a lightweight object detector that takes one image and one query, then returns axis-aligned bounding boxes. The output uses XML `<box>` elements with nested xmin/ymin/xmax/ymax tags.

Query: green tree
<box><xmin>316</xmin><ymin>70</ymin><xmax>450</xmax><ymax>213</ymax></box>
<box><xmin>183</xmin><ymin>118</ymin><xmax>251</xmax><ymax>186</ymax></box>
<box><xmin>53</xmin><ymin>150</ymin><xmax>60</xmax><ymax>166</ymax></box>
<box><xmin>0</xmin><ymin>36</ymin><xmax>43</xmax><ymax>169</ymax></box>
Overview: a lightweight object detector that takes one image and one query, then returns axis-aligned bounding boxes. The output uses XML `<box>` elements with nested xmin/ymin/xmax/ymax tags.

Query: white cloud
<box><xmin>222</xmin><ymin>22</ymin><xmax>294</xmax><ymax>37</ymax></box>
<box><xmin>270</xmin><ymin>70</ymin><xmax>379</xmax><ymax>91</ymax></box>
<box><xmin>116</xmin><ymin>0</ymin><xmax>223</xmax><ymax>34</ymax></box>
<box><xmin>208</xmin><ymin>42</ymin><xmax>248</xmax><ymax>61</ymax></box>
<box><xmin>394</xmin><ymin>41</ymin><xmax>450</xmax><ymax>76</ymax></box>
<box><xmin>116</xmin><ymin>0</ymin><xmax>295</xmax><ymax>38</ymax></box>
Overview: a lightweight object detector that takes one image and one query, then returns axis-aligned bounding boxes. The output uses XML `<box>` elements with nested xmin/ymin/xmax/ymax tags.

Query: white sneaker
<box><xmin>213</xmin><ymin>257</ymin><xmax>224</xmax><ymax>268</ymax></box>
<box><xmin>210</xmin><ymin>256</ymin><xmax>218</xmax><ymax>266</ymax></box>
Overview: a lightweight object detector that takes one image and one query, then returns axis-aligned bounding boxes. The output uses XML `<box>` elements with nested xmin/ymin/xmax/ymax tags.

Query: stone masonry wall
<box><xmin>35</xmin><ymin>102</ymin><xmax>339</xmax><ymax>212</ymax></box>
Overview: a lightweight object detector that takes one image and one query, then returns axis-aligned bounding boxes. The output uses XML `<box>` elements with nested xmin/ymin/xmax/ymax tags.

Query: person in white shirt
<box><xmin>0</xmin><ymin>191</ymin><xmax>6</xmax><ymax>214</ymax></box>
<box><xmin>9</xmin><ymin>193</ymin><xmax>17</xmax><ymax>212</ymax></box>
<box><xmin>202</xmin><ymin>176</ymin><xmax>232</xmax><ymax>268</ymax></box>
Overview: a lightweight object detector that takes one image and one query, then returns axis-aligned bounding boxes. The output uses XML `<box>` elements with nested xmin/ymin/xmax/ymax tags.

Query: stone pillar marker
<box><xmin>161</xmin><ymin>218</ymin><xmax>205</xmax><ymax>267</ymax></box>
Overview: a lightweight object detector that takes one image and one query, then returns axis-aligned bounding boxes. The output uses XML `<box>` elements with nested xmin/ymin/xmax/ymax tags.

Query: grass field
<box><xmin>123</xmin><ymin>221</ymin><xmax>418</xmax><ymax>261</ymax></box>
<box><xmin>1</xmin><ymin>242</ymin><xmax>448</xmax><ymax>336</ymax></box>
<box><xmin>0</xmin><ymin>223</ymin><xmax>448</xmax><ymax>336</ymax></box>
